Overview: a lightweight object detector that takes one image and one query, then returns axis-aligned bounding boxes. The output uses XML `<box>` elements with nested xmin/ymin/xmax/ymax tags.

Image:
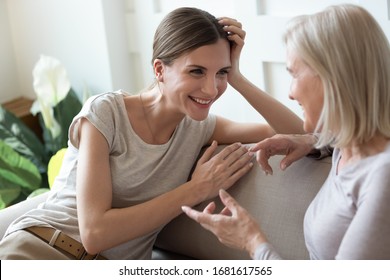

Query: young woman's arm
<box><xmin>230</xmin><ymin>74</ymin><xmax>304</xmax><ymax>135</ymax></box>
<box><xmin>212</xmin><ymin>18</ymin><xmax>304</xmax><ymax>145</ymax></box>
<box><xmin>210</xmin><ymin>116</ymin><xmax>275</xmax><ymax>145</ymax></box>
<box><xmin>76</xmin><ymin>118</ymin><xmax>254</xmax><ymax>254</ymax></box>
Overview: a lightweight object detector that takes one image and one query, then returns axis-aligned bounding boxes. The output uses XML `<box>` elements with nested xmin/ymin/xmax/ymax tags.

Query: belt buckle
<box><xmin>78</xmin><ymin>249</ymin><xmax>88</xmax><ymax>260</ymax></box>
<box><xmin>78</xmin><ymin>249</ymin><xmax>100</xmax><ymax>260</ymax></box>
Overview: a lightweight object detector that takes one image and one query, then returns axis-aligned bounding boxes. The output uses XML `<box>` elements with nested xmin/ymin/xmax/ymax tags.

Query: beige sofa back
<box><xmin>0</xmin><ymin>146</ymin><xmax>332</xmax><ymax>260</ymax></box>
<box><xmin>155</xmin><ymin>152</ymin><xmax>332</xmax><ymax>259</ymax></box>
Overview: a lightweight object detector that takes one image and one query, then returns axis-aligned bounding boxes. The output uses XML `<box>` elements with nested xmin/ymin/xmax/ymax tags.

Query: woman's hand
<box><xmin>182</xmin><ymin>189</ymin><xmax>267</xmax><ymax>258</ymax></box>
<box><xmin>190</xmin><ymin>141</ymin><xmax>254</xmax><ymax>201</ymax></box>
<box><xmin>250</xmin><ymin>134</ymin><xmax>317</xmax><ymax>174</ymax></box>
<box><xmin>218</xmin><ymin>17</ymin><xmax>246</xmax><ymax>85</ymax></box>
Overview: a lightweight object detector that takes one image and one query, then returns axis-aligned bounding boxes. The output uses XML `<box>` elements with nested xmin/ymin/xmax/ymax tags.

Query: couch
<box><xmin>0</xmin><ymin>145</ymin><xmax>332</xmax><ymax>260</ymax></box>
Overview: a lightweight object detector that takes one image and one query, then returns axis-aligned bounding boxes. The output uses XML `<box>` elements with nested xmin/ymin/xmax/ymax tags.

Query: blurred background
<box><xmin>1</xmin><ymin>0</ymin><xmax>390</xmax><ymax>123</ymax></box>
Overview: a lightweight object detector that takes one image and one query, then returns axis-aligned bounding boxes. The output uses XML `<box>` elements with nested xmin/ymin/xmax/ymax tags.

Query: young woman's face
<box><xmin>286</xmin><ymin>50</ymin><xmax>324</xmax><ymax>132</ymax></box>
<box><xmin>157</xmin><ymin>39</ymin><xmax>231</xmax><ymax>121</ymax></box>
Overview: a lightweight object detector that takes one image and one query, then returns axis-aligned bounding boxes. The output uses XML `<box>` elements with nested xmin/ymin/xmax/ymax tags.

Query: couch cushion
<box><xmin>155</xmin><ymin>147</ymin><xmax>331</xmax><ymax>259</ymax></box>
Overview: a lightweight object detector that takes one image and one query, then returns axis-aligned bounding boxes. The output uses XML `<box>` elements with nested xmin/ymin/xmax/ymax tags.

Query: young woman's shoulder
<box><xmin>85</xmin><ymin>91</ymin><xmax>127</xmax><ymax>112</ymax></box>
<box><xmin>69</xmin><ymin>91</ymin><xmax>129</xmax><ymax>149</ymax></box>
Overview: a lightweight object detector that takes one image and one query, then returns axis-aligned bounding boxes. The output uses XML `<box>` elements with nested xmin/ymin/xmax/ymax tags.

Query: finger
<box><xmin>249</xmin><ymin>138</ymin><xmax>274</xmax><ymax>152</ymax></box>
<box><xmin>223</xmin><ymin>160</ymin><xmax>254</xmax><ymax>188</ymax></box>
<box><xmin>279</xmin><ymin>149</ymin><xmax>303</xmax><ymax>170</ymax></box>
<box><xmin>225</xmin><ymin>146</ymin><xmax>253</xmax><ymax>170</ymax></box>
<box><xmin>213</xmin><ymin>142</ymin><xmax>242</xmax><ymax>162</ymax></box>
<box><xmin>181</xmin><ymin>206</ymin><xmax>202</xmax><ymax>221</ymax></box>
<box><xmin>218</xmin><ymin>17</ymin><xmax>241</xmax><ymax>28</ymax></box>
<box><xmin>226</xmin><ymin>148</ymin><xmax>253</xmax><ymax>173</ymax></box>
<box><xmin>197</xmin><ymin>140</ymin><xmax>218</xmax><ymax>165</ymax></box>
<box><xmin>182</xmin><ymin>206</ymin><xmax>213</xmax><ymax>226</ymax></box>
<box><xmin>219</xmin><ymin>189</ymin><xmax>239</xmax><ymax>216</ymax></box>
<box><xmin>223</xmin><ymin>145</ymin><xmax>250</xmax><ymax>167</ymax></box>
<box><xmin>280</xmin><ymin>157</ymin><xmax>291</xmax><ymax>171</ymax></box>
<box><xmin>218</xmin><ymin>18</ymin><xmax>245</xmax><ymax>40</ymax></box>
<box><xmin>224</xmin><ymin>26</ymin><xmax>246</xmax><ymax>39</ymax></box>
<box><xmin>257</xmin><ymin>149</ymin><xmax>273</xmax><ymax>175</ymax></box>
<box><xmin>203</xmin><ymin>201</ymin><xmax>216</xmax><ymax>214</ymax></box>
<box><xmin>227</xmin><ymin>33</ymin><xmax>245</xmax><ymax>48</ymax></box>
<box><xmin>220</xmin><ymin>206</ymin><xmax>232</xmax><ymax>216</ymax></box>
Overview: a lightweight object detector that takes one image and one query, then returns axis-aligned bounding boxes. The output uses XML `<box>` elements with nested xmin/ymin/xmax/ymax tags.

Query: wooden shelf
<box><xmin>3</xmin><ymin>97</ymin><xmax>34</xmax><ymax>118</ymax></box>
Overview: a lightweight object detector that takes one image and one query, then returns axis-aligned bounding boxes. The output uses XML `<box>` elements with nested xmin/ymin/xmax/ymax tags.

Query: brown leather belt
<box><xmin>25</xmin><ymin>226</ymin><xmax>106</xmax><ymax>260</ymax></box>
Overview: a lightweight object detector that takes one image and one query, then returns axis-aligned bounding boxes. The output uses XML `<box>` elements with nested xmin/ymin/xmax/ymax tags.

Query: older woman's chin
<box><xmin>303</xmin><ymin>121</ymin><xmax>316</xmax><ymax>133</ymax></box>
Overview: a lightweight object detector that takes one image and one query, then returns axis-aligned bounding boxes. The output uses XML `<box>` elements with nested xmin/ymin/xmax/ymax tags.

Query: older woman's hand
<box><xmin>182</xmin><ymin>189</ymin><xmax>267</xmax><ymax>258</ymax></box>
<box><xmin>250</xmin><ymin>134</ymin><xmax>317</xmax><ymax>175</ymax></box>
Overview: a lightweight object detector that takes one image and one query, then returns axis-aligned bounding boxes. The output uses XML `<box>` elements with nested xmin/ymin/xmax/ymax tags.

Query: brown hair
<box><xmin>152</xmin><ymin>7</ymin><xmax>229</xmax><ymax>66</ymax></box>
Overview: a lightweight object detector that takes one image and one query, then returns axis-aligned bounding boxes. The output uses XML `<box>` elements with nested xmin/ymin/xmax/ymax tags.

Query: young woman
<box><xmin>183</xmin><ymin>4</ymin><xmax>390</xmax><ymax>260</ymax></box>
<box><xmin>0</xmin><ymin>7</ymin><xmax>303</xmax><ymax>259</ymax></box>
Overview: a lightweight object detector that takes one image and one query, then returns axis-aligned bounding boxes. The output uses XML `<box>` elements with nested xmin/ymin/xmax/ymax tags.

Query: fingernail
<box><xmin>264</xmin><ymin>169</ymin><xmax>272</xmax><ymax>175</ymax></box>
<box><xmin>219</xmin><ymin>189</ymin><xmax>228</xmax><ymax>196</ymax></box>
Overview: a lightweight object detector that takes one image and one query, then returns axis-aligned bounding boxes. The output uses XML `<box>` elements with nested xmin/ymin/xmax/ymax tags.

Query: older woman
<box><xmin>183</xmin><ymin>4</ymin><xmax>390</xmax><ymax>260</ymax></box>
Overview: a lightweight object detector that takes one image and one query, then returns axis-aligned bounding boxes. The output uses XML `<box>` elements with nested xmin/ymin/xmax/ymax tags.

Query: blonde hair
<box><xmin>283</xmin><ymin>4</ymin><xmax>390</xmax><ymax>148</ymax></box>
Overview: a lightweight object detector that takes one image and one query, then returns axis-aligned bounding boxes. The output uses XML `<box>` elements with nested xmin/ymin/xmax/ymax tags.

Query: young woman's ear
<box><xmin>153</xmin><ymin>59</ymin><xmax>164</xmax><ymax>82</ymax></box>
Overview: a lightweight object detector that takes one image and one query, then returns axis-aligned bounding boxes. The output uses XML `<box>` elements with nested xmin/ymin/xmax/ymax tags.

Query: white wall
<box><xmin>1</xmin><ymin>0</ymin><xmax>389</xmax><ymax>124</ymax></box>
<box><xmin>126</xmin><ymin>0</ymin><xmax>390</xmax><ymax>123</ymax></box>
<box><xmin>1</xmin><ymin>0</ymin><xmax>133</xmax><ymax>104</ymax></box>
<box><xmin>0</xmin><ymin>0</ymin><xmax>20</xmax><ymax>103</ymax></box>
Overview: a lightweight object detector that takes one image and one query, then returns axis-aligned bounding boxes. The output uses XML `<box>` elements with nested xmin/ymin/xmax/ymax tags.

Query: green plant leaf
<box><xmin>0</xmin><ymin>177</ymin><xmax>21</xmax><ymax>209</ymax></box>
<box><xmin>0</xmin><ymin>140</ymin><xmax>41</xmax><ymax>191</ymax></box>
<box><xmin>40</xmin><ymin>88</ymin><xmax>82</xmax><ymax>155</ymax></box>
<box><xmin>0</xmin><ymin>105</ymin><xmax>48</xmax><ymax>173</ymax></box>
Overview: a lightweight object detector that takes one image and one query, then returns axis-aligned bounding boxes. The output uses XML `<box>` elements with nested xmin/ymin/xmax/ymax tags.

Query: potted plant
<box><xmin>0</xmin><ymin>55</ymin><xmax>84</xmax><ymax>208</ymax></box>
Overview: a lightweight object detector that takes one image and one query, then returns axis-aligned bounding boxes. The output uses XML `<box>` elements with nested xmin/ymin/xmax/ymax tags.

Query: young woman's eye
<box><xmin>190</xmin><ymin>69</ymin><xmax>204</xmax><ymax>75</ymax></box>
<box><xmin>217</xmin><ymin>69</ymin><xmax>229</xmax><ymax>76</ymax></box>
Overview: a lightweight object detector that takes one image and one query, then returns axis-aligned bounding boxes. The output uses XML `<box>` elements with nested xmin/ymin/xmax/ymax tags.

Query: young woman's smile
<box><xmin>158</xmin><ymin>39</ymin><xmax>231</xmax><ymax>121</ymax></box>
<box><xmin>189</xmin><ymin>96</ymin><xmax>213</xmax><ymax>106</ymax></box>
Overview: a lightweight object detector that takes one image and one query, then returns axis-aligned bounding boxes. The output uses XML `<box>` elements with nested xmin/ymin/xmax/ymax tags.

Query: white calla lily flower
<box><xmin>32</xmin><ymin>55</ymin><xmax>70</xmax><ymax>107</ymax></box>
<box><xmin>31</xmin><ymin>55</ymin><xmax>70</xmax><ymax>138</ymax></box>
<box><xmin>38</xmin><ymin>99</ymin><xmax>61</xmax><ymax>139</ymax></box>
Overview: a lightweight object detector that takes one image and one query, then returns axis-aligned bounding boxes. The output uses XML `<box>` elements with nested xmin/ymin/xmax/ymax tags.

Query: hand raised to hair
<box><xmin>190</xmin><ymin>141</ymin><xmax>253</xmax><ymax>202</ymax></box>
<box><xmin>218</xmin><ymin>17</ymin><xmax>245</xmax><ymax>84</ymax></box>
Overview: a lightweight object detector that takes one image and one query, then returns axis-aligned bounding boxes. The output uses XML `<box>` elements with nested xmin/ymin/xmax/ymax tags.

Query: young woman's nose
<box><xmin>201</xmin><ymin>76</ymin><xmax>218</xmax><ymax>96</ymax></box>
